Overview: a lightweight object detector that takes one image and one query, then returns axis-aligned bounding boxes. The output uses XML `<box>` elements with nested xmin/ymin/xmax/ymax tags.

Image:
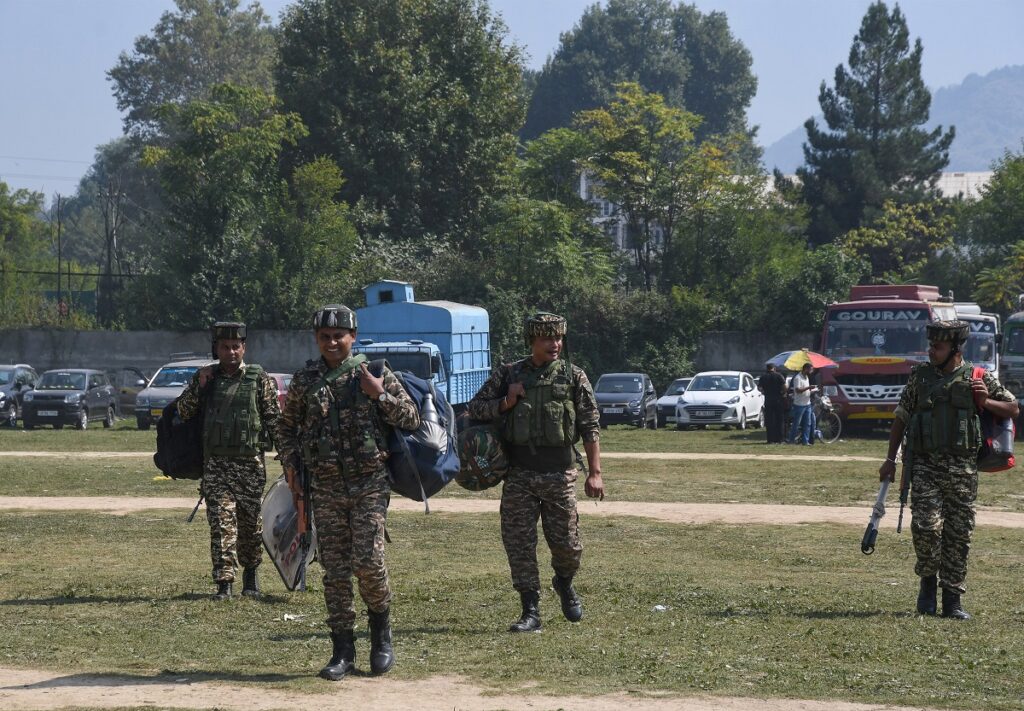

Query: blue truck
<box><xmin>354</xmin><ymin>280</ymin><xmax>491</xmax><ymax>410</ymax></box>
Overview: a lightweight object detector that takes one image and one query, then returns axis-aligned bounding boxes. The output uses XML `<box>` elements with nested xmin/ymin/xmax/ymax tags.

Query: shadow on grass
<box><xmin>268</xmin><ymin>625</ymin><xmax>458</xmax><ymax>642</ymax></box>
<box><xmin>707</xmin><ymin>607</ymin><xmax>916</xmax><ymax>620</ymax></box>
<box><xmin>4</xmin><ymin>669</ymin><xmax>305</xmax><ymax>691</ymax></box>
<box><xmin>0</xmin><ymin>595</ymin><xmax>154</xmax><ymax>606</ymax></box>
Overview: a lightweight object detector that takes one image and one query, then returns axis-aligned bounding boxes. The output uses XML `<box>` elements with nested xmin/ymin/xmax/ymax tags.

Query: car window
<box><xmin>38</xmin><ymin>372</ymin><xmax>87</xmax><ymax>390</ymax></box>
<box><xmin>596</xmin><ymin>376</ymin><xmax>642</xmax><ymax>393</ymax></box>
<box><xmin>150</xmin><ymin>367</ymin><xmax>199</xmax><ymax>388</ymax></box>
<box><xmin>689</xmin><ymin>375</ymin><xmax>740</xmax><ymax>392</ymax></box>
<box><xmin>0</xmin><ymin>369</ymin><xmax>12</xmax><ymax>386</ymax></box>
<box><xmin>664</xmin><ymin>379</ymin><xmax>690</xmax><ymax>396</ymax></box>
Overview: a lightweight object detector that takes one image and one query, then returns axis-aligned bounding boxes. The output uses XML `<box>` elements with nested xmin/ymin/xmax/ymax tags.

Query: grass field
<box><xmin>1</xmin><ymin>510</ymin><xmax>1024</xmax><ymax>708</ymax></box>
<box><xmin>3</xmin><ymin>427</ymin><xmax>1024</xmax><ymax>709</ymax></box>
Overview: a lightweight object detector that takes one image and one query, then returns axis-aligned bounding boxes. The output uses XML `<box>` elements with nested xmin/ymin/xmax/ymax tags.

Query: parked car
<box><xmin>656</xmin><ymin>377</ymin><xmax>691</xmax><ymax>428</ymax></box>
<box><xmin>269</xmin><ymin>372</ymin><xmax>292</xmax><ymax>411</ymax></box>
<box><xmin>675</xmin><ymin>371</ymin><xmax>764</xmax><ymax>430</ymax></box>
<box><xmin>134</xmin><ymin>358</ymin><xmax>212</xmax><ymax>430</ymax></box>
<box><xmin>107</xmin><ymin>366</ymin><xmax>150</xmax><ymax>417</ymax></box>
<box><xmin>0</xmin><ymin>364</ymin><xmax>38</xmax><ymax>427</ymax></box>
<box><xmin>594</xmin><ymin>372</ymin><xmax>658</xmax><ymax>428</ymax></box>
<box><xmin>22</xmin><ymin>369</ymin><xmax>118</xmax><ymax>430</ymax></box>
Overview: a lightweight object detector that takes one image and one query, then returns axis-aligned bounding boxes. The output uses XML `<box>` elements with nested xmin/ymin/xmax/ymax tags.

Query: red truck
<box><xmin>819</xmin><ymin>285</ymin><xmax>957</xmax><ymax>422</ymax></box>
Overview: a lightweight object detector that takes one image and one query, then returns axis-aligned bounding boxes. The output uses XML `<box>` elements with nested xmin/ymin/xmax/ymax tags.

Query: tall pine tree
<box><xmin>795</xmin><ymin>1</ymin><xmax>954</xmax><ymax>245</ymax></box>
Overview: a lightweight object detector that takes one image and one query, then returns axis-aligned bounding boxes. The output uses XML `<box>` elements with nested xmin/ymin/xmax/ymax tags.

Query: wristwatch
<box><xmin>375</xmin><ymin>392</ymin><xmax>395</xmax><ymax>406</ymax></box>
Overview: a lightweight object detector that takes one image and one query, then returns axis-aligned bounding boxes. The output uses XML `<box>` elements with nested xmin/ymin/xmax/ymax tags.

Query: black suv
<box><xmin>594</xmin><ymin>372</ymin><xmax>658</xmax><ymax>428</ymax></box>
<box><xmin>22</xmin><ymin>369</ymin><xmax>118</xmax><ymax>430</ymax></box>
<box><xmin>0</xmin><ymin>364</ymin><xmax>38</xmax><ymax>427</ymax></box>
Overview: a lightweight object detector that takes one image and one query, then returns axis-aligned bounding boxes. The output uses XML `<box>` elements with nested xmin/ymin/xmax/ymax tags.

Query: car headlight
<box><xmin>628</xmin><ymin>400</ymin><xmax>640</xmax><ymax>408</ymax></box>
<box><xmin>677</xmin><ymin>396</ymin><xmax>687</xmax><ymax>404</ymax></box>
<box><xmin>65</xmin><ymin>393</ymin><xmax>82</xmax><ymax>404</ymax></box>
<box><xmin>136</xmin><ymin>395</ymin><xmax>149</xmax><ymax>407</ymax></box>
<box><xmin>725</xmin><ymin>396</ymin><xmax>740</xmax><ymax>405</ymax></box>
<box><xmin>23</xmin><ymin>392</ymin><xmax>34</xmax><ymax>402</ymax></box>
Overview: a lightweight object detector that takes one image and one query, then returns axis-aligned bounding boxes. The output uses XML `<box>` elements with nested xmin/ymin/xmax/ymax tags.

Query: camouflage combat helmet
<box><xmin>211</xmin><ymin>321</ymin><xmax>246</xmax><ymax>357</ymax></box>
<box><xmin>926</xmin><ymin>320</ymin><xmax>970</xmax><ymax>346</ymax></box>
<box><xmin>523</xmin><ymin>312</ymin><xmax>567</xmax><ymax>347</ymax></box>
<box><xmin>312</xmin><ymin>304</ymin><xmax>357</xmax><ymax>331</ymax></box>
<box><xmin>455</xmin><ymin>425</ymin><xmax>509</xmax><ymax>491</ymax></box>
<box><xmin>211</xmin><ymin>321</ymin><xmax>246</xmax><ymax>341</ymax></box>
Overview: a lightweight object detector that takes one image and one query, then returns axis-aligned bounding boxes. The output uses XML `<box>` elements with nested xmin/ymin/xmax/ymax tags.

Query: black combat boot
<box><xmin>367</xmin><ymin>608</ymin><xmax>395</xmax><ymax>675</ymax></box>
<box><xmin>941</xmin><ymin>588</ymin><xmax>972</xmax><ymax>620</ymax></box>
<box><xmin>241</xmin><ymin>567</ymin><xmax>260</xmax><ymax>598</ymax></box>
<box><xmin>509</xmin><ymin>591</ymin><xmax>542</xmax><ymax>633</ymax></box>
<box><xmin>916</xmin><ymin>574</ymin><xmax>937</xmax><ymax>615</ymax></box>
<box><xmin>319</xmin><ymin>629</ymin><xmax>356</xmax><ymax>681</ymax></box>
<box><xmin>552</xmin><ymin>575</ymin><xmax>583</xmax><ymax>622</ymax></box>
<box><xmin>213</xmin><ymin>581</ymin><xmax>232</xmax><ymax>600</ymax></box>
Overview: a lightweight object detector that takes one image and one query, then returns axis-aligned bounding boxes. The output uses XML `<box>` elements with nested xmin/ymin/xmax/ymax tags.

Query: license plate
<box><xmin>696</xmin><ymin>410</ymin><xmax>716</xmax><ymax>417</ymax></box>
<box><xmin>38</xmin><ymin>410</ymin><xmax>58</xmax><ymax>417</ymax></box>
<box><xmin>151</xmin><ymin>408</ymin><xmax>163</xmax><ymax>417</ymax></box>
<box><xmin>603</xmin><ymin>407</ymin><xmax>624</xmax><ymax>414</ymax></box>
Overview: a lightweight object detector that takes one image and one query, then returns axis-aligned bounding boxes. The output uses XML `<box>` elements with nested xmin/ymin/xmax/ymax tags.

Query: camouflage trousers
<box><xmin>201</xmin><ymin>454</ymin><xmax>266</xmax><ymax>583</ymax></box>
<box><xmin>500</xmin><ymin>467</ymin><xmax>582</xmax><ymax>593</ymax></box>
<box><xmin>910</xmin><ymin>454</ymin><xmax>978</xmax><ymax>595</ymax></box>
<box><xmin>311</xmin><ymin>467</ymin><xmax>391</xmax><ymax>632</ymax></box>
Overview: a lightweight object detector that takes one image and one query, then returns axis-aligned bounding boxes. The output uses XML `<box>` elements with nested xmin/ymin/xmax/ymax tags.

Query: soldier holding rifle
<box><xmin>878</xmin><ymin>320</ymin><xmax>1017</xmax><ymax>619</ymax></box>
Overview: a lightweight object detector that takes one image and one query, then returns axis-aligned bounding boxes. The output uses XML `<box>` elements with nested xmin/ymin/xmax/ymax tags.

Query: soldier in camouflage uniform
<box><xmin>467</xmin><ymin>312</ymin><xmax>604</xmax><ymax>633</ymax></box>
<box><xmin>879</xmin><ymin>320</ymin><xmax>1018</xmax><ymax>619</ymax></box>
<box><xmin>178</xmin><ymin>322</ymin><xmax>280</xmax><ymax>600</ymax></box>
<box><xmin>276</xmin><ymin>304</ymin><xmax>419</xmax><ymax>681</ymax></box>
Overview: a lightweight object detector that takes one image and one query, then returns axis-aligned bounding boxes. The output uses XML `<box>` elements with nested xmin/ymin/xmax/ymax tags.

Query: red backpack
<box><xmin>973</xmin><ymin>366</ymin><xmax>1016</xmax><ymax>472</ymax></box>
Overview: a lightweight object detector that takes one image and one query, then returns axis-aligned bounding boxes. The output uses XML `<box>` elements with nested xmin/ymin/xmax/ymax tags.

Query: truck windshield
<box><xmin>964</xmin><ymin>333</ymin><xmax>996</xmax><ymax>363</ymax></box>
<box><xmin>823</xmin><ymin>320</ymin><xmax>928</xmax><ymax>359</ymax></box>
<box><xmin>367</xmin><ymin>353</ymin><xmax>431</xmax><ymax>380</ymax></box>
<box><xmin>1005</xmin><ymin>326</ymin><xmax>1024</xmax><ymax>355</ymax></box>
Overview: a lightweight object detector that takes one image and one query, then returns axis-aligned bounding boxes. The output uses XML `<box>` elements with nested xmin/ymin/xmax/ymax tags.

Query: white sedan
<box><xmin>675</xmin><ymin>371</ymin><xmax>764</xmax><ymax>430</ymax></box>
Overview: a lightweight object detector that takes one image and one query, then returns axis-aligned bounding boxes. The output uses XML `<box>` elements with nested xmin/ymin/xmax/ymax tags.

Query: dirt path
<box><xmin>0</xmin><ymin>450</ymin><xmax>881</xmax><ymax>462</ymax></box>
<box><xmin>0</xmin><ymin>665</ymin><xmax>949</xmax><ymax>711</ymax></box>
<box><xmin>3</xmin><ymin>495</ymin><xmax>1024</xmax><ymax>529</ymax></box>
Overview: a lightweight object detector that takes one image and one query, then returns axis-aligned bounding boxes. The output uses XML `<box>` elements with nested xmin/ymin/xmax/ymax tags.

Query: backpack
<box><xmin>364</xmin><ymin>360</ymin><xmax>460</xmax><ymax>511</ymax></box>
<box><xmin>972</xmin><ymin>366</ymin><xmax>1016</xmax><ymax>472</ymax></box>
<box><xmin>153</xmin><ymin>398</ymin><xmax>204</xmax><ymax>480</ymax></box>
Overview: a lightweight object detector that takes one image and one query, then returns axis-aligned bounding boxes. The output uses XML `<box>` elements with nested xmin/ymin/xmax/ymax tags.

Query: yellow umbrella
<box><xmin>781</xmin><ymin>349</ymin><xmax>838</xmax><ymax>371</ymax></box>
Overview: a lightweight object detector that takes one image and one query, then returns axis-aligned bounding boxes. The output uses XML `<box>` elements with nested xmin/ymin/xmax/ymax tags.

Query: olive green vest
<box><xmin>502</xmin><ymin>359</ymin><xmax>577</xmax><ymax>450</ymax></box>
<box><xmin>909</xmin><ymin>363</ymin><xmax>981</xmax><ymax>457</ymax></box>
<box><xmin>302</xmin><ymin>355</ymin><xmax>386</xmax><ymax>470</ymax></box>
<box><xmin>203</xmin><ymin>365</ymin><xmax>264</xmax><ymax>458</ymax></box>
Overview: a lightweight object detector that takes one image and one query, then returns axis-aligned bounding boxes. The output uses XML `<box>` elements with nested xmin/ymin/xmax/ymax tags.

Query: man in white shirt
<box><xmin>788</xmin><ymin>363</ymin><xmax>816</xmax><ymax>445</ymax></box>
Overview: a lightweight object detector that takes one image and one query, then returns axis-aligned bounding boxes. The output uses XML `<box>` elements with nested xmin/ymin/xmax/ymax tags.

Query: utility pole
<box><xmin>55</xmin><ymin>194</ymin><xmax>63</xmax><ymax>320</ymax></box>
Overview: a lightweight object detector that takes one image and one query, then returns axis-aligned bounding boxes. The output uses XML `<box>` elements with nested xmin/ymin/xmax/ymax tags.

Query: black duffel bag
<box><xmin>153</xmin><ymin>398</ymin><xmax>204</xmax><ymax>480</ymax></box>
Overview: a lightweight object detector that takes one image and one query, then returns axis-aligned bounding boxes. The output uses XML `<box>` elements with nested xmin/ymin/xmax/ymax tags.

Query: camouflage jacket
<box><xmin>177</xmin><ymin>361</ymin><xmax>280</xmax><ymax>449</ymax></box>
<box><xmin>276</xmin><ymin>356</ymin><xmax>420</xmax><ymax>479</ymax></box>
<box><xmin>466</xmin><ymin>357</ymin><xmax>601</xmax><ymax>444</ymax></box>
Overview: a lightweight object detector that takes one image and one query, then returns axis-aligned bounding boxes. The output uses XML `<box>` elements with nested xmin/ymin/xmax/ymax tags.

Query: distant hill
<box><xmin>762</xmin><ymin>64</ymin><xmax>1024</xmax><ymax>173</ymax></box>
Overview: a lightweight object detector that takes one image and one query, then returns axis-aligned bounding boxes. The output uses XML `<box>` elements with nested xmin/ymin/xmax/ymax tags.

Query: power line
<box><xmin>0</xmin><ymin>154</ymin><xmax>92</xmax><ymax>165</ymax></box>
<box><xmin>0</xmin><ymin>172</ymin><xmax>82</xmax><ymax>182</ymax></box>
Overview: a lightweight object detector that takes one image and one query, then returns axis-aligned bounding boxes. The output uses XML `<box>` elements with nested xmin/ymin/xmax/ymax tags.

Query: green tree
<box><xmin>839</xmin><ymin>200</ymin><xmax>954</xmax><ymax>283</ymax></box>
<box><xmin>522</xmin><ymin>0</ymin><xmax>756</xmax><ymax>151</ymax></box>
<box><xmin>138</xmin><ymin>84</ymin><xmax>309</xmax><ymax>328</ymax></box>
<box><xmin>275</xmin><ymin>0</ymin><xmax>525</xmax><ymax>241</ymax></box>
<box><xmin>108</xmin><ymin>0</ymin><xmax>276</xmax><ymax>137</ymax></box>
<box><xmin>795</xmin><ymin>1</ymin><xmax>954</xmax><ymax>245</ymax></box>
<box><xmin>963</xmin><ymin>144</ymin><xmax>1024</xmax><ymax>250</ymax></box>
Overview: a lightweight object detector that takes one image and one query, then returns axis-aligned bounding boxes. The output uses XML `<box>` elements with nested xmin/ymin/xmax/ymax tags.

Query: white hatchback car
<box><xmin>675</xmin><ymin>371</ymin><xmax>764</xmax><ymax>430</ymax></box>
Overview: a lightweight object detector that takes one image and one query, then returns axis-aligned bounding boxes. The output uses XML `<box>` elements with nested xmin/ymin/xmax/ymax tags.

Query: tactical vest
<box><xmin>909</xmin><ymin>363</ymin><xmax>982</xmax><ymax>457</ymax></box>
<box><xmin>502</xmin><ymin>359</ymin><xmax>577</xmax><ymax>450</ymax></box>
<box><xmin>203</xmin><ymin>365</ymin><xmax>264</xmax><ymax>458</ymax></box>
<box><xmin>303</xmin><ymin>355</ymin><xmax>387</xmax><ymax>472</ymax></box>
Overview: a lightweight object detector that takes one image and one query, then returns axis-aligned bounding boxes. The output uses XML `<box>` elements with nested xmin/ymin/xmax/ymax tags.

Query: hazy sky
<box><xmin>2</xmin><ymin>0</ymin><xmax>1023</xmax><ymax>199</ymax></box>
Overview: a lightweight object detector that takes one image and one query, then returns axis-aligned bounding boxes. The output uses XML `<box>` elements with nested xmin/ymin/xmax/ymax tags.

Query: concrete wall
<box><xmin>0</xmin><ymin>329</ymin><xmax>320</xmax><ymax>376</ymax></box>
<box><xmin>693</xmin><ymin>331</ymin><xmax>819</xmax><ymax>374</ymax></box>
<box><xmin>1</xmin><ymin>328</ymin><xmax>820</xmax><ymax>377</ymax></box>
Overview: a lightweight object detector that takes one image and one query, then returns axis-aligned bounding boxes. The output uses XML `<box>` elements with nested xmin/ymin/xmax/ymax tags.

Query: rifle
<box><xmin>897</xmin><ymin>440</ymin><xmax>912</xmax><ymax>534</ymax></box>
<box><xmin>294</xmin><ymin>458</ymin><xmax>313</xmax><ymax>592</ymax></box>
<box><xmin>860</xmin><ymin>479</ymin><xmax>889</xmax><ymax>554</ymax></box>
<box><xmin>186</xmin><ymin>495</ymin><xmax>204</xmax><ymax>523</ymax></box>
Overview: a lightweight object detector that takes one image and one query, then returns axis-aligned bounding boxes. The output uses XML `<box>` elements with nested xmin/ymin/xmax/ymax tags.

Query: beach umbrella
<box><xmin>765</xmin><ymin>349</ymin><xmax>839</xmax><ymax>371</ymax></box>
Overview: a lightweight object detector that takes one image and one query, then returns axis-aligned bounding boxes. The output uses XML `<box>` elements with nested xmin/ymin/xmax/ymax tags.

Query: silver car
<box><xmin>134</xmin><ymin>358</ymin><xmax>213</xmax><ymax>430</ymax></box>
